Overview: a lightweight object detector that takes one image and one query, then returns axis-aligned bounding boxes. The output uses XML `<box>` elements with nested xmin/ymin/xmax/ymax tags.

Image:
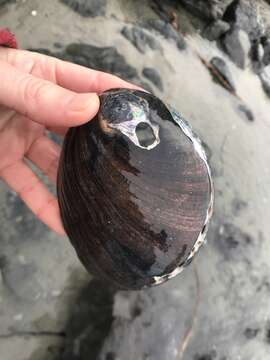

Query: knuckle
<box><xmin>21</xmin><ymin>76</ymin><xmax>50</xmax><ymax>107</ymax></box>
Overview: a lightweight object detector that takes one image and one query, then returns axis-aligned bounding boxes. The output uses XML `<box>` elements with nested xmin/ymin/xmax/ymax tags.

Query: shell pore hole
<box><xmin>135</xmin><ymin>122</ymin><xmax>156</xmax><ymax>148</ymax></box>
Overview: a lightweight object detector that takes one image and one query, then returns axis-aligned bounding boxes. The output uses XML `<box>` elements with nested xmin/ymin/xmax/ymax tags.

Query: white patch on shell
<box><xmin>108</xmin><ymin>102</ymin><xmax>160</xmax><ymax>151</ymax></box>
<box><xmin>151</xmin><ymin>107</ymin><xmax>214</xmax><ymax>287</ymax></box>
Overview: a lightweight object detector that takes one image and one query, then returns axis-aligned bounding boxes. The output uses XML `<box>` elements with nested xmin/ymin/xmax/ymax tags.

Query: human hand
<box><xmin>0</xmin><ymin>48</ymin><xmax>136</xmax><ymax>235</ymax></box>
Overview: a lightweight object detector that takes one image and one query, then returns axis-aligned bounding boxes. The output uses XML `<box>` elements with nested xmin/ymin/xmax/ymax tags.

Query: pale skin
<box><xmin>0</xmin><ymin>48</ymin><xmax>137</xmax><ymax>235</ymax></box>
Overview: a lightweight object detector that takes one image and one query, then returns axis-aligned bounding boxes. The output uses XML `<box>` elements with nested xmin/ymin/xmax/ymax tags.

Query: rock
<box><xmin>210</xmin><ymin>56</ymin><xmax>236</xmax><ymax>92</ymax></box>
<box><xmin>262</xmin><ymin>37</ymin><xmax>270</xmax><ymax>66</ymax></box>
<box><xmin>30</xmin><ymin>44</ymin><xmax>138</xmax><ymax>81</ymax></box>
<box><xmin>223</xmin><ymin>0</ymin><xmax>264</xmax><ymax>42</ymax></box>
<box><xmin>61</xmin><ymin>280</ymin><xmax>115</xmax><ymax>360</ymax></box>
<box><xmin>142</xmin><ymin>67</ymin><xmax>163</xmax><ymax>91</ymax></box>
<box><xmin>179</xmin><ymin>0</ymin><xmax>234</xmax><ymax>20</ymax></box>
<box><xmin>0</xmin><ymin>0</ymin><xmax>14</xmax><ymax>5</ymax></box>
<box><xmin>215</xmin><ymin>223</ymin><xmax>253</xmax><ymax>260</ymax></box>
<box><xmin>99</xmin><ymin>277</ymin><xmax>198</xmax><ymax>360</ymax></box>
<box><xmin>150</xmin><ymin>0</ymin><xmax>175</xmax><ymax>24</ymax></box>
<box><xmin>250</xmin><ymin>40</ymin><xmax>265</xmax><ymax>73</ymax></box>
<box><xmin>238</xmin><ymin>103</ymin><xmax>255</xmax><ymax>122</ymax></box>
<box><xmin>60</xmin><ymin>0</ymin><xmax>106</xmax><ymax>17</ymax></box>
<box><xmin>65</xmin><ymin>43</ymin><xmax>138</xmax><ymax>79</ymax></box>
<box><xmin>5</xmin><ymin>191</ymin><xmax>46</xmax><ymax>240</ymax></box>
<box><xmin>121</xmin><ymin>26</ymin><xmax>161</xmax><ymax>54</ymax></box>
<box><xmin>222</xmin><ymin>27</ymin><xmax>251</xmax><ymax>69</ymax></box>
<box><xmin>204</xmin><ymin>20</ymin><xmax>230</xmax><ymax>41</ymax></box>
<box><xmin>231</xmin><ymin>199</ymin><xmax>248</xmax><ymax>216</ymax></box>
<box><xmin>244</xmin><ymin>328</ymin><xmax>260</xmax><ymax>340</ymax></box>
<box><xmin>144</xmin><ymin>19</ymin><xmax>186</xmax><ymax>50</ymax></box>
<box><xmin>260</xmin><ymin>65</ymin><xmax>270</xmax><ymax>97</ymax></box>
<box><xmin>194</xmin><ymin>350</ymin><xmax>217</xmax><ymax>360</ymax></box>
<box><xmin>0</xmin><ymin>257</ymin><xmax>43</xmax><ymax>301</ymax></box>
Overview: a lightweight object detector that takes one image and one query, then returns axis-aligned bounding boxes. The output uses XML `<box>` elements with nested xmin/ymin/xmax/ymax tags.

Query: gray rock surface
<box><xmin>60</xmin><ymin>0</ymin><xmax>106</xmax><ymax>17</ymax></box>
<box><xmin>222</xmin><ymin>27</ymin><xmax>251</xmax><ymax>69</ymax></box>
<box><xmin>210</xmin><ymin>56</ymin><xmax>236</xmax><ymax>92</ymax></box>
<box><xmin>260</xmin><ymin>65</ymin><xmax>270</xmax><ymax>96</ymax></box>
<box><xmin>142</xmin><ymin>67</ymin><xmax>163</xmax><ymax>91</ymax></box>
<box><xmin>0</xmin><ymin>0</ymin><xmax>270</xmax><ymax>360</ymax></box>
<box><xmin>30</xmin><ymin>43</ymin><xmax>138</xmax><ymax>81</ymax></box>
<box><xmin>121</xmin><ymin>26</ymin><xmax>161</xmax><ymax>54</ymax></box>
<box><xmin>179</xmin><ymin>0</ymin><xmax>234</xmax><ymax>20</ymax></box>
<box><xmin>238</xmin><ymin>103</ymin><xmax>255</xmax><ymax>122</ymax></box>
<box><xmin>144</xmin><ymin>19</ymin><xmax>187</xmax><ymax>50</ymax></box>
<box><xmin>203</xmin><ymin>19</ymin><xmax>230</xmax><ymax>41</ymax></box>
<box><xmin>262</xmin><ymin>37</ymin><xmax>270</xmax><ymax>65</ymax></box>
<box><xmin>223</xmin><ymin>0</ymin><xmax>265</xmax><ymax>42</ymax></box>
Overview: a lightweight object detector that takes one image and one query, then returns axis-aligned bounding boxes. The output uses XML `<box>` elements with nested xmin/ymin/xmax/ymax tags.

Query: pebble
<box><xmin>210</xmin><ymin>56</ymin><xmax>236</xmax><ymax>92</ymax></box>
<box><xmin>238</xmin><ymin>103</ymin><xmax>255</xmax><ymax>122</ymax></box>
<box><xmin>142</xmin><ymin>67</ymin><xmax>163</xmax><ymax>91</ymax></box>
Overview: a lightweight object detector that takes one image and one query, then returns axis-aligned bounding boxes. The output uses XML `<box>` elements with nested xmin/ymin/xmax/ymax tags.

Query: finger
<box><xmin>26</xmin><ymin>136</ymin><xmax>61</xmax><ymax>184</ymax></box>
<box><xmin>55</xmin><ymin>60</ymin><xmax>140</xmax><ymax>94</ymax></box>
<box><xmin>0</xmin><ymin>160</ymin><xmax>65</xmax><ymax>235</ymax></box>
<box><xmin>0</xmin><ymin>60</ymin><xmax>100</xmax><ymax>127</ymax></box>
<box><xmin>0</xmin><ymin>47</ymin><xmax>141</xmax><ymax>93</ymax></box>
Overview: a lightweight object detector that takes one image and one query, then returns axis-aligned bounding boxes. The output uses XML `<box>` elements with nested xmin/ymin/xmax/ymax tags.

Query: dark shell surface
<box><xmin>57</xmin><ymin>89</ymin><xmax>213</xmax><ymax>290</ymax></box>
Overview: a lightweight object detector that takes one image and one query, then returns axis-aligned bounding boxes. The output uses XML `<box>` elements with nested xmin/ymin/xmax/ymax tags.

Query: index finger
<box><xmin>0</xmin><ymin>48</ymin><xmax>140</xmax><ymax>94</ymax></box>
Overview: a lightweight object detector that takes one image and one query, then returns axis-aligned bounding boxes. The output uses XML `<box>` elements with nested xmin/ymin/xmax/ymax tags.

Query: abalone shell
<box><xmin>57</xmin><ymin>89</ymin><xmax>213</xmax><ymax>290</ymax></box>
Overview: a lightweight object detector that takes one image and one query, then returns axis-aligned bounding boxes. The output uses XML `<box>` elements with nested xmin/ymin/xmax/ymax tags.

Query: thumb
<box><xmin>0</xmin><ymin>60</ymin><xmax>100</xmax><ymax>127</ymax></box>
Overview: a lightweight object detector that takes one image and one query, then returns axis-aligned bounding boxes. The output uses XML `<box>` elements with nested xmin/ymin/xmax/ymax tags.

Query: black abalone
<box><xmin>57</xmin><ymin>89</ymin><xmax>213</xmax><ymax>290</ymax></box>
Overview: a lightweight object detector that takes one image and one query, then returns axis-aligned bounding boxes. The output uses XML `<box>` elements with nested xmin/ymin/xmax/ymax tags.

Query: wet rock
<box><xmin>231</xmin><ymin>198</ymin><xmax>248</xmax><ymax>216</ymax></box>
<box><xmin>121</xmin><ymin>26</ymin><xmax>161</xmax><ymax>54</ymax></box>
<box><xmin>194</xmin><ymin>351</ymin><xmax>217</xmax><ymax>360</ymax></box>
<box><xmin>31</xmin><ymin>44</ymin><xmax>138</xmax><ymax>81</ymax></box>
<box><xmin>215</xmin><ymin>223</ymin><xmax>253</xmax><ymax>260</ymax></box>
<box><xmin>222</xmin><ymin>27</ymin><xmax>251</xmax><ymax>69</ymax></box>
<box><xmin>179</xmin><ymin>0</ymin><xmax>234</xmax><ymax>20</ymax></box>
<box><xmin>0</xmin><ymin>0</ymin><xmax>13</xmax><ymax>5</ymax></box>
<box><xmin>210</xmin><ymin>56</ymin><xmax>235</xmax><ymax>92</ymax></box>
<box><xmin>60</xmin><ymin>0</ymin><xmax>106</xmax><ymax>17</ymax></box>
<box><xmin>250</xmin><ymin>40</ymin><xmax>265</xmax><ymax>73</ymax></box>
<box><xmin>99</xmin><ymin>279</ymin><xmax>198</xmax><ymax>360</ymax></box>
<box><xmin>61</xmin><ymin>280</ymin><xmax>115</xmax><ymax>360</ymax></box>
<box><xmin>142</xmin><ymin>67</ymin><xmax>163</xmax><ymax>91</ymax></box>
<box><xmin>223</xmin><ymin>0</ymin><xmax>264</xmax><ymax>42</ymax></box>
<box><xmin>0</xmin><ymin>257</ymin><xmax>43</xmax><ymax>301</ymax></box>
<box><xmin>65</xmin><ymin>43</ymin><xmax>137</xmax><ymax>79</ymax></box>
<box><xmin>150</xmin><ymin>0</ymin><xmax>177</xmax><ymax>25</ymax></box>
<box><xmin>266</xmin><ymin>325</ymin><xmax>270</xmax><ymax>344</ymax></box>
<box><xmin>244</xmin><ymin>327</ymin><xmax>260</xmax><ymax>339</ymax></box>
<box><xmin>204</xmin><ymin>20</ymin><xmax>230</xmax><ymax>41</ymax></box>
<box><xmin>260</xmin><ymin>65</ymin><xmax>270</xmax><ymax>97</ymax></box>
<box><xmin>262</xmin><ymin>38</ymin><xmax>270</xmax><ymax>66</ymax></box>
<box><xmin>105</xmin><ymin>353</ymin><xmax>116</xmax><ymax>360</ymax></box>
<box><xmin>238</xmin><ymin>103</ymin><xmax>254</xmax><ymax>122</ymax></box>
<box><xmin>144</xmin><ymin>19</ymin><xmax>186</xmax><ymax>50</ymax></box>
<box><xmin>4</xmin><ymin>191</ymin><xmax>45</xmax><ymax>241</ymax></box>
